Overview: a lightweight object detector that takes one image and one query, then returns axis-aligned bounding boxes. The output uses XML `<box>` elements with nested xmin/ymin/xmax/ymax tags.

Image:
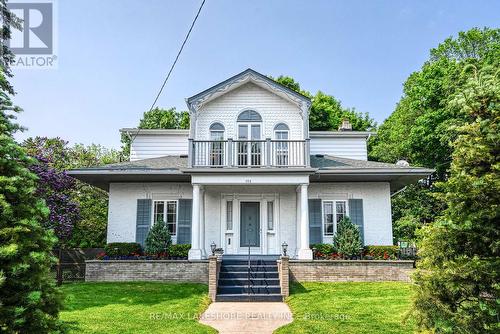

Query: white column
<box><xmin>188</xmin><ymin>184</ymin><xmax>202</xmax><ymax>260</ymax></box>
<box><xmin>199</xmin><ymin>187</ymin><xmax>206</xmax><ymax>258</ymax></box>
<box><xmin>295</xmin><ymin>187</ymin><xmax>301</xmax><ymax>258</ymax></box>
<box><xmin>298</xmin><ymin>184</ymin><xmax>313</xmax><ymax>259</ymax></box>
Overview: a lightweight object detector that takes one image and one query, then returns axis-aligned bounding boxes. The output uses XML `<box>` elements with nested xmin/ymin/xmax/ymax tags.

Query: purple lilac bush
<box><xmin>29</xmin><ymin>155</ymin><xmax>80</xmax><ymax>241</ymax></box>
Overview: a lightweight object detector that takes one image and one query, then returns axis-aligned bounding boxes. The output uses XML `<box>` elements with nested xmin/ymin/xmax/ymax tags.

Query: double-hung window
<box><xmin>323</xmin><ymin>200</ymin><xmax>347</xmax><ymax>236</ymax></box>
<box><xmin>153</xmin><ymin>200</ymin><xmax>177</xmax><ymax>236</ymax></box>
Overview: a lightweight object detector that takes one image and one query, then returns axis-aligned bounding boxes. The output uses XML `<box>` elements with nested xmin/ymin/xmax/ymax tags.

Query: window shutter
<box><xmin>177</xmin><ymin>199</ymin><xmax>192</xmax><ymax>244</ymax></box>
<box><xmin>136</xmin><ymin>199</ymin><xmax>152</xmax><ymax>247</ymax></box>
<box><xmin>349</xmin><ymin>199</ymin><xmax>364</xmax><ymax>245</ymax></box>
<box><xmin>309</xmin><ymin>199</ymin><xmax>322</xmax><ymax>245</ymax></box>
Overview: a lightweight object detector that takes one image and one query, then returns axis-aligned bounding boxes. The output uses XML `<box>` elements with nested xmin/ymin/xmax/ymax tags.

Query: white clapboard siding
<box><xmin>130</xmin><ymin>133</ymin><xmax>189</xmax><ymax>161</ymax></box>
<box><xmin>310</xmin><ymin>137</ymin><xmax>368</xmax><ymax>160</ymax></box>
<box><xmin>196</xmin><ymin>82</ymin><xmax>304</xmax><ymax>140</ymax></box>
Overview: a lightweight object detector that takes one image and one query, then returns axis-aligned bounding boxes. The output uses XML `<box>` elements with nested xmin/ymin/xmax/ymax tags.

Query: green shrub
<box><xmin>311</xmin><ymin>243</ymin><xmax>334</xmax><ymax>257</ymax></box>
<box><xmin>145</xmin><ymin>220</ymin><xmax>172</xmax><ymax>255</ymax></box>
<box><xmin>364</xmin><ymin>245</ymin><xmax>399</xmax><ymax>259</ymax></box>
<box><xmin>168</xmin><ymin>244</ymin><xmax>191</xmax><ymax>258</ymax></box>
<box><xmin>104</xmin><ymin>242</ymin><xmax>142</xmax><ymax>257</ymax></box>
<box><xmin>333</xmin><ymin>217</ymin><xmax>363</xmax><ymax>258</ymax></box>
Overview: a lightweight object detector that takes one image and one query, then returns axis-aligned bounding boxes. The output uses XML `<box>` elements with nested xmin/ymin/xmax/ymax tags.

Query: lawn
<box><xmin>276</xmin><ymin>282</ymin><xmax>415</xmax><ymax>334</ymax></box>
<box><xmin>60</xmin><ymin>281</ymin><xmax>415</xmax><ymax>334</ymax></box>
<box><xmin>60</xmin><ymin>282</ymin><xmax>216</xmax><ymax>334</ymax></box>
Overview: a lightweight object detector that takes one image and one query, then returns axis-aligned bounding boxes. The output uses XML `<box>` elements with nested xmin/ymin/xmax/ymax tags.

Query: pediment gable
<box><xmin>186</xmin><ymin>68</ymin><xmax>311</xmax><ymax>113</ymax></box>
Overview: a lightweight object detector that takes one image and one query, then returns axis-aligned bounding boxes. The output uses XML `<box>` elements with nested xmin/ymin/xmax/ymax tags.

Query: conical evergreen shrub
<box><xmin>144</xmin><ymin>220</ymin><xmax>172</xmax><ymax>256</ymax></box>
<box><xmin>0</xmin><ymin>72</ymin><xmax>63</xmax><ymax>332</ymax></box>
<box><xmin>333</xmin><ymin>217</ymin><xmax>362</xmax><ymax>258</ymax></box>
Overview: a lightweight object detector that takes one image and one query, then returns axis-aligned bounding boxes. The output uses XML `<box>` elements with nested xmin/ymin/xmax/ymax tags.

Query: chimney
<box><xmin>338</xmin><ymin>118</ymin><xmax>352</xmax><ymax>131</ymax></box>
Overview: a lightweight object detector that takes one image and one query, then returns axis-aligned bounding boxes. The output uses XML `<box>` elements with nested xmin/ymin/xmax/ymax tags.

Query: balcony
<box><xmin>188</xmin><ymin>139</ymin><xmax>310</xmax><ymax>168</ymax></box>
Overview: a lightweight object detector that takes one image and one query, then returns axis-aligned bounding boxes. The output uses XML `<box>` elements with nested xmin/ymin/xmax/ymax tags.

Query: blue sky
<box><xmin>11</xmin><ymin>0</ymin><xmax>500</xmax><ymax>148</ymax></box>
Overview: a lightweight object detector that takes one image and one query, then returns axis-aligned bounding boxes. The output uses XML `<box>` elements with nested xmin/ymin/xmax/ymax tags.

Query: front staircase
<box><xmin>216</xmin><ymin>255</ymin><xmax>283</xmax><ymax>302</ymax></box>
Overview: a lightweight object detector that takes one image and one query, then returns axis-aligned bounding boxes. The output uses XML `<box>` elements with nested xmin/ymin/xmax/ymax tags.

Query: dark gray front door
<box><xmin>240</xmin><ymin>202</ymin><xmax>260</xmax><ymax>247</ymax></box>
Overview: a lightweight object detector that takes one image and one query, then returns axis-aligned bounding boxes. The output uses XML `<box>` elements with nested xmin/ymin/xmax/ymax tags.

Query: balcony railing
<box><xmin>188</xmin><ymin>139</ymin><xmax>310</xmax><ymax>168</ymax></box>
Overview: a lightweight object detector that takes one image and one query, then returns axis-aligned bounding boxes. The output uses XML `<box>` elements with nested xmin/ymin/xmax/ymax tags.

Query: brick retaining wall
<box><xmin>85</xmin><ymin>260</ymin><xmax>209</xmax><ymax>283</ymax></box>
<box><xmin>289</xmin><ymin>260</ymin><xmax>414</xmax><ymax>282</ymax></box>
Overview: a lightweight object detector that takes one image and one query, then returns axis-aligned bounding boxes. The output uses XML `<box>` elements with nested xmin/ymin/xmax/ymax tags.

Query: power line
<box><xmin>129</xmin><ymin>0</ymin><xmax>206</xmax><ymax>146</ymax></box>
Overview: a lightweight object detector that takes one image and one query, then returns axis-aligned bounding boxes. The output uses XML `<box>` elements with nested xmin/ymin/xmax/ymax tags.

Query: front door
<box><xmin>240</xmin><ymin>202</ymin><xmax>260</xmax><ymax>247</ymax></box>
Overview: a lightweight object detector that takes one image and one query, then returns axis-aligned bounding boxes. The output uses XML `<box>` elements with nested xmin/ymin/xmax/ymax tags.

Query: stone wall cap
<box><xmin>289</xmin><ymin>260</ymin><xmax>415</xmax><ymax>264</ymax></box>
<box><xmin>85</xmin><ymin>260</ymin><xmax>209</xmax><ymax>264</ymax></box>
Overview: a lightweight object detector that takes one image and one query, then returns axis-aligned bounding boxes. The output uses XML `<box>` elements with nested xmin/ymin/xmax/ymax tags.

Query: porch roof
<box><xmin>67</xmin><ymin>155</ymin><xmax>433</xmax><ymax>192</ymax></box>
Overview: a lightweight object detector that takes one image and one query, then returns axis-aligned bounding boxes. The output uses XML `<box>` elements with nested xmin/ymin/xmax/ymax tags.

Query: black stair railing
<box><xmin>247</xmin><ymin>243</ymin><xmax>251</xmax><ymax>300</ymax></box>
<box><xmin>246</xmin><ymin>224</ymin><xmax>252</xmax><ymax>301</ymax></box>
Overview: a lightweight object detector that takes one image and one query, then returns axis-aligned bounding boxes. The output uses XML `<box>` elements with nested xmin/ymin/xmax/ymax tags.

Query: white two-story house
<box><xmin>69</xmin><ymin>69</ymin><xmax>432</xmax><ymax>260</ymax></box>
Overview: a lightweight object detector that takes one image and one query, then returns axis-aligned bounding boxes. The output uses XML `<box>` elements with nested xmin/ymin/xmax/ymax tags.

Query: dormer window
<box><xmin>209</xmin><ymin>123</ymin><xmax>225</xmax><ymax>166</ymax></box>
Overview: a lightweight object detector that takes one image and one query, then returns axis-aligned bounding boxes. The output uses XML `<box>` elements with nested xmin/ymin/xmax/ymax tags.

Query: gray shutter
<box><xmin>349</xmin><ymin>199</ymin><xmax>364</xmax><ymax>245</ymax></box>
<box><xmin>309</xmin><ymin>199</ymin><xmax>322</xmax><ymax>245</ymax></box>
<box><xmin>177</xmin><ymin>199</ymin><xmax>192</xmax><ymax>244</ymax></box>
<box><xmin>136</xmin><ymin>199</ymin><xmax>152</xmax><ymax>247</ymax></box>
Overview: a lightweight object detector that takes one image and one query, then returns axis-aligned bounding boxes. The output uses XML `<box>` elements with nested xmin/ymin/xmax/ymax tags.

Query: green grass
<box><xmin>60</xmin><ymin>282</ymin><xmax>216</xmax><ymax>334</ymax></box>
<box><xmin>276</xmin><ymin>282</ymin><xmax>415</xmax><ymax>334</ymax></box>
<box><xmin>60</xmin><ymin>281</ymin><xmax>414</xmax><ymax>334</ymax></box>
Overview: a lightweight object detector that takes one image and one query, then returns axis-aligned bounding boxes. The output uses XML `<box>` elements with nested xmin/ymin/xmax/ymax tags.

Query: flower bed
<box><xmin>311</xmin><ymin>244</ymin><xmax>416</xmax><ymax>261</ymax></box>
<box><xmin>96</xmin><ymin>242</ymin><xmax>191</xmax><ymax>260</ymax></box>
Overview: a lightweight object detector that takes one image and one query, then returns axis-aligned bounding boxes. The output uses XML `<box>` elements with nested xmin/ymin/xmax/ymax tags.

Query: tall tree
<box><xmin>370</xmin><ymin>28</ymin><xmax>500</xmax><ymax>242</ymax></box>
<box><xmin>0</xmin><ymin>1</ymin><xmax>63</xmax><ymax>331</ymax></box>
<box><xmin>371</xmin><ymin>27</ymin><xmax>499</xmax><ymax>174</ymax></box>
<box><xmin>272</xmin><ymin>75</ymin><xmax>375</xmax><ymax>131</ymax></box>
<box><xmin>411</xmin><ymin>64</ymin><xmax>499</xmax><ymax>333</ymax></box>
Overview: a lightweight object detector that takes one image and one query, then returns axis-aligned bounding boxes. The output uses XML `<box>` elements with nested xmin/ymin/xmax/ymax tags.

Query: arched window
<box><xmin>209</xmin><ymin>123</ymin><xmax>224</xmax><ymax>166</ymax></box>
<box><xmin>274</xmin><ymin>123</ymin><xmax>289</xmax><ymax>166</ymax></box>
<box><xmin>209</xmin><ymin>122</ymin><xmax>225</xmax><ymax>140</ymax></box>
<box><xmin>274</xmin><ymin>123</ymin><xmax>289</xmax><ymax>139</ymax></box>
<box><xmin>237</xmin><ymin>110</ymin><xmax>262</xmax><ymax>122</ymax></box>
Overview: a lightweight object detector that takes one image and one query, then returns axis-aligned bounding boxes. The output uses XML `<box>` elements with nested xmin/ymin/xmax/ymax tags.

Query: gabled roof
<box><xmin>186</xmin><ymin>68</ymin><xmax>311</xmax><ymax>112</ymax></box>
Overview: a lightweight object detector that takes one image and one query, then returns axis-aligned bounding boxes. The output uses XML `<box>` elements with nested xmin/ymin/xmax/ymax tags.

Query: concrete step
<box><xmin>222</xmin><ymin>259</ymin><xmax>278</xmax><ymax>266</ymax></box>
<box><xmin>220</xmin><ymin>265</ymin><xmax>278</xmax><ymax>272</ymax></box>
<box><xmin>216</xmin><ymin>294</ymin><xmax>283</xmax><ymax>302</ymax></box>
<box><xmin>217</xmin><ymin>285</ymin><xmax>281</xmax><ymax>294</ymax></box>
<box><xmin>218</xmin><ymin>278</ymin><xmax>280</xmax><ymax>286</ymax></box>
<box><xmin>218</xmin><ymin>271</ymin><xmax>279</xmax><ymax>279</ymax></box>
